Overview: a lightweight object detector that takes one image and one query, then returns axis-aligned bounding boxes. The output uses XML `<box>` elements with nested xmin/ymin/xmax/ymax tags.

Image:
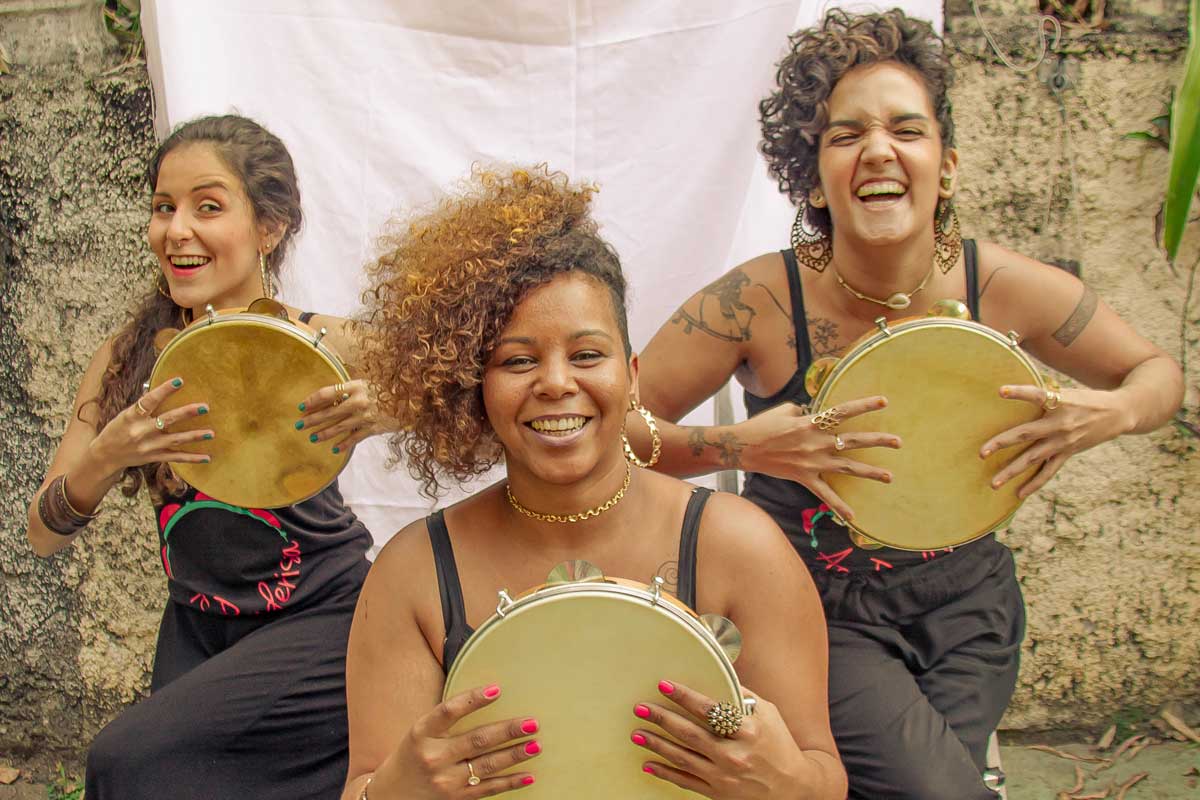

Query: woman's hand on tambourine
<box><xmin>86</xmin><ymin>377</ymin><xmax>214</xmax><ymax>475</ymax></box>
<box><xmin>370</xmin><ymin>684</ymin><xmax>539</xmax><ymax>799</ymax></box>
<box><xmin>981</xmin><ymin>384</ymin><xmax>1133</xmax><ymax>499</ymax></box>
<box><xmin>295</xmin><ymin>379</ymin><xmax>386</xmax><ymax>454</ymax></box>
<box><xmin>632</xmin><ymin>682</ymin><xmax>802</xmax><ymax>799</ymax></box>
<box><xmin>737</xmin><ymin>397</ymin><xmax>901</xmax><ymax>522</ymax></box>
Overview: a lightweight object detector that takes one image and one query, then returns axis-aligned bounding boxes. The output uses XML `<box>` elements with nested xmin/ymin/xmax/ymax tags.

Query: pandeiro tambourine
<box><xmin>806</xmin><ymin>300</ymin><xmax>1045</xmax><ymax>551</ymax></box>
<box><xmin>148</xmin><ymin>300</ymin><xmax>351</xmax><ymax>509</ymax></box>
<box><xmin>442</xmin><ymin>560</ymin><xmax>749</xmax><ymax>799</ymax></box>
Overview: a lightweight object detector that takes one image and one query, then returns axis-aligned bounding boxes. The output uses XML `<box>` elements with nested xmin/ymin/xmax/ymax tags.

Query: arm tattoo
<box><xmin>671</xmin><ymin>270</ymin><xmax>794</xmax><ymax>347</ymax></box>
<box><xmin>655</xmin><ymin>560</ymin><xmax>679</xmax><ymax>594</ymax></box>
<box><xmin>685</xmin><ymin>427</ymin><xmax>745</xmax><ymax>469</ymax></box>
<box><xmin>809</xmin><ymin>317</ymin><xmax>840</xmax><ymax>358</ymax></box>
<box><xmin>977</xmin><ymin>266</ymin><xmax>1008</xmax><ymax>301</ymax></box>
<box><xmin>1052</xmin><ymin>285</ymin><xmax>1098</xmax><ymax>347</ymax></box>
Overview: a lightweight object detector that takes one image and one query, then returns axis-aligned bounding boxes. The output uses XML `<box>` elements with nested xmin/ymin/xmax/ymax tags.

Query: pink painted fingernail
<box><xmin>521</xmin><ymin>719</ymin><xmax>539</xmax><ymax>734</ymax></box>
<box><xmin>657</xmin><ymin>680</ymin><xmax>674</xmax><ymax>695</ymax></box>
<box><xmin>521</xmin><ymin>776</ymin><xmax>535</xmax><ymax>786</ymax></box>
<box><xmin>631</xmin><ymin>733</ymin><xmax>647</xmax><ymax>746</ymax></box>
<box><xmin>524</xmin><ymin>740</ymin><xmax>541</xmax><ymax>756</ymax></box>
<box><xmin>643</xmin><ymin>765</ymin><xmax>656</xmax><ymax>775</ymax></box>
<box><xmin>634</xmin><ymin>704</ymin><xmax>651</xmax><ymax>719</ymax></box>
<box><xmin>483</xmin><ymin>685</ymin><xmax>500</xmax><ymax>698</ymax></box>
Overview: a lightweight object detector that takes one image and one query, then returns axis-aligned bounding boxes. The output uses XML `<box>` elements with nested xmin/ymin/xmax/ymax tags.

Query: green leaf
<box><xmin>1163</xmin><ymin>0</ymin><xmax>1200</xmax><ymax>261</ymax></box>
<box><xmin>1123</xmin><ymin>131</ymin><xmax>1160</xmax><ymax>141</ymax></box>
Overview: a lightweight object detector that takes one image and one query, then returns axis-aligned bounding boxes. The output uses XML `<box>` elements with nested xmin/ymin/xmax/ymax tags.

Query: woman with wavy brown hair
<box><xmin>629</xmin><ymin>8</ymin><xmax>1183</xmax><ymax>800</ymax></box>
<box><xmin>342</xmin><ymin>166</ymin><xmax>846</xmax><ymax>799</ymax></box>
<box><xmin>25</xmin><ymin>114</ymin><xmax>384</xmax><ymax>798</ymax></box>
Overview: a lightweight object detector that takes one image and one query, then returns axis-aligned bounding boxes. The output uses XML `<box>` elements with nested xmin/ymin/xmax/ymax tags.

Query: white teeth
<box><xmin>856</xmin><ymin>181</ymin><xmax>906</xmax><ymax>198</ymax></box>
<box><xmin>170</xmin><ymin>256</ymin><xmax>210</xmax><ymax>266</ymax></box>
<box><xmin>530</xmin><ymin>416</ymin><xmax>586</xmax><ymax>433</ymax></box>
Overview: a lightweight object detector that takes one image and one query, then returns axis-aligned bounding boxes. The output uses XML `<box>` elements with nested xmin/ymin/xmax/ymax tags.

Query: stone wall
<box><xmin>0</xmin><ymin>0</ymin><xmax>1196</xmax><ymax>778</ymax></box>
<box><xmin>945</xmin><ymin>1</ymin><xmax>1199</xmax><ymax>730</ymax></box>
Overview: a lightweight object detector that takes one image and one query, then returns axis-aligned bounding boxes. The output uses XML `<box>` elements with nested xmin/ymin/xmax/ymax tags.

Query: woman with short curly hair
<box><xmin>633</xmin><ymin>8</ymin><xmax>1181</xmax><ymax>799</ymax></box>
<box><xmin>342</xmin><ymin>166</ymin><xmax>847</xmax><ymax>799</ymax></box>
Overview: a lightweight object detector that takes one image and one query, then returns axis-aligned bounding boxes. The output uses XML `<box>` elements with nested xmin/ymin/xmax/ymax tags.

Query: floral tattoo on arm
<box><xmin>686</xmin><ymin>428</ymin><xmax>745</xmax><ymax>469</ymax></box>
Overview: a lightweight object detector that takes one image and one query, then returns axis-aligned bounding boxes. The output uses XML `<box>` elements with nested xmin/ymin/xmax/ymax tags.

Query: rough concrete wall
<box><xmin>0</xmin><ymin>15</ymin><xmax>163</xmax><ymax>775</ymax></box>
<box><xmin>0</xmin><ymin>0</ymin><xmax>1196</xmax><ymax>778</ymax></box>
<box><xmin>945</xmin><ymin>4</ymin><xmax>1199</xmax><ymax>730</ymax></box>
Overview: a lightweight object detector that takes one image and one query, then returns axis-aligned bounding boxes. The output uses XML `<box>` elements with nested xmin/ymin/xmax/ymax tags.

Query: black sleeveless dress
<box><xmin>740</xmin><ymin>244</ymin><xmax>1024</xmax><ymax>800</ymax></box>
<box><xmin>85</xmin><ymin>310</ymin><xmax>372</xmax><ymax>800</ymax></box>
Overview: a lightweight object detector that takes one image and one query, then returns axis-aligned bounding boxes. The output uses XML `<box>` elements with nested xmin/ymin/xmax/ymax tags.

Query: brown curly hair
<box><xmin>358</xmin><ymin>166</ymin><xmax>628</xmax><ymax>497</ymax></box>
<box><xmin>759</xmin><ymin>8</ymin><xmax>955</xmax><ymax>223</ymax></box>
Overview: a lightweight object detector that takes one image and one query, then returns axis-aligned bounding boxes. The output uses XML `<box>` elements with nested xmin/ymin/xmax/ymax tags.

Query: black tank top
<box><xmin>429</xmin><ymin>487</ymin><xmax>714</xmax><ymax>672</ymax></box>
<box><xmin>152</xmin><ymin>311</ymin><xmax>372</xmax><ymax>616</ymax></box>
<box><xmin>741</xmin><ymin>242</ymin><xmax>987</xmax><ymax>574</ymax></box>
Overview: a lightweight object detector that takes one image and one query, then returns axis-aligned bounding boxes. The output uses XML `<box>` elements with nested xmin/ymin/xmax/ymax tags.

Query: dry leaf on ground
<box><xmin>0</xmin><ymin>766</ymin><xmax>20</xmax><ymax>784</ymax></box>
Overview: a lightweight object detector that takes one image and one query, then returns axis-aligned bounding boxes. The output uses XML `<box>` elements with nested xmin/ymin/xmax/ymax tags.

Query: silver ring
<box><xmin>743</xmin><ymin>697</ymin><xmax>757</xmax><ymax>716</ymax></box>
<box><xmin>155</xmin><ymin>416</ymin><xmax>166</xmax><ymax>431</ymax></box>
<box><xmin>833</xmin><ymin>434</ymin><xmax>846</xmax><ymax>451</ymax></box>
<box><xmin>466</xmin><ymin>760</ymin><xmax>480</xmax><ymax>787</ymax></box>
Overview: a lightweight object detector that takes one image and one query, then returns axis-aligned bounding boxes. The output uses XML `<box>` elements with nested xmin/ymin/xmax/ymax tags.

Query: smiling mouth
<box><xmin>856</xmin><ymin>181</ymin><xmax>907</xmax><ymax>203</ymax></box>
<box><xmin>169</xmin><ymin>255</ymin><xmax>211</xmax><ymax>272</ymax></box>
<box><xmin>527</xmin><ymin>416</ymin><xmax>589</xmax><ymax>436</ymax></box>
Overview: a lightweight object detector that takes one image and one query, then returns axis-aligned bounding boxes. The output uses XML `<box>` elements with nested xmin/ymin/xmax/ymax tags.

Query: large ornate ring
<box><xmin>833</xmin><ymin>434</ymin><xmax>846</xmax><ymax>451</ymax></box>
<box><xmin>135</xmin><ymin>398</ymin><xmax>151</xmax><ymax>417</ymax></box>
<box><xmin>1042</xmin><ymin>390</ymin><xmax>1062</xmax><ymax>411</ymax></box>
<box><xmin>155</xmin><ymin>416</ymin><xmax>167</xmax><ymax>431</ymax></box>
<box><xmin>466</xmin><ymin>760</ymin><xmax>481</xmax><ymax>787</ymax></box>
<box><xmin>706</xmin><ymin>701</ymin><xmax>744</xmax><ymax>738</ymax></box>
<box><xmin>812</xmin><ymin>407</ymin><xmax>844</xmax><ymax>431</ymax></box>
<box><xmin>332</xmin><ymin>383</ymin><xmax>348</xmax><ymax>405</ymax></box>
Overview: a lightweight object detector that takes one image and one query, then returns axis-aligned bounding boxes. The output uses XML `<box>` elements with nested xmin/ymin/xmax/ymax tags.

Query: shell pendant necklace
<box><xmin>831</xmin><ymin>262</ymin><xmax>935</xmax><ymax>310</ymax></box>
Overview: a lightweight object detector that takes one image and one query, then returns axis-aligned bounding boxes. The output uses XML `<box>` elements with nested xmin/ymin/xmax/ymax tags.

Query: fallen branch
<box><xmin>1114</xmin><ymin>772</ymin><xmax>1149</xmax><ymax>800</ymax></box>
<box><xmin>1161</xmin><ymin>709</ymin><xmax>1200</xmax><ymax>745</ymax></box>
<box><xmin>1029</xmin><ymin>744</ymin><xmax>1110</xmax><ymax>764</ymax></box>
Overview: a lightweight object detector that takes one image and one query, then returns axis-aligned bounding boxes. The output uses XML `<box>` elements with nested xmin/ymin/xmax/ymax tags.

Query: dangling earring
<box><xmin>790</xmin><ymin>194</ymin><xmax>832</xmax><ymax>273</ymax></box>
<box><xmin>155</xmin><ymin>272</ymin><xmax>172</xmax><ymax>300</ymax></box>
<box><xmin>622</xmin><ymin>399</ymin><xmax>662</xmax><ymax>468</ymax></box>
<box><xmin>933</xmin><ymin>194</ymin><xmax>962</xmax><ymax>275</ymax></box>
<box><xmin>259</xmin><ymin>251</ymin><xmax>274</xmax><ymax>298</ymax></box>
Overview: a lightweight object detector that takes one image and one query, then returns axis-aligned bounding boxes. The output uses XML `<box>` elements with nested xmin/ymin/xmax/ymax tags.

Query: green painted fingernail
<box><xmin>171</xmin><ymin>378</ymin><xmax>183</xmax><ymax>388</ymax></box>
<box><xmin>201</xmin><ymin>457</ymin><xmax>211</xmax><ymax>464</ymax></box>
<box><xmin>198</xmin><ymin>406</ymin><xmax>208</xmax><ymax>415</ymax></box>
<box><xmin>295</xmin><ymin>420</ymin><xmax>305</xmax><ymax>430</ymax></box>
<box><xmin>298</xmin><ymin>402</ymin><xmax>306</xmax><ymax>411</ymax></box>
<box><xmin>202</xmin><ymin>433</ymin><xmax>213</xmax><ymax>440</ymax></box>
<box><xmin>332</xmin><ymin>447</ymin><xmax>340</xmax><ymax>454</ymax></box>
<box><xmin>309</xmin><ymin>433</ymin><xmax>319</xmax><ymax>443</ymax></box>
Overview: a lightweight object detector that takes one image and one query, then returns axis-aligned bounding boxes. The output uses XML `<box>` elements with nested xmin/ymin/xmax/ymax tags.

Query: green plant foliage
<box><xmin>46</xmin><ymin>763</ymin><xmax>83</xmax><ymax>800</ymax></box>
<box><xmin>1163</xmin><ymin>0</ymin><xmax>1200</xmax><ymax>262</ymax></box>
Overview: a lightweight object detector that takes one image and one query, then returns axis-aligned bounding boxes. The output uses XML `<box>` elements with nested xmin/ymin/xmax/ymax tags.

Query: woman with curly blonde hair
<box><xmin>630</xmin><ymin>8</ymin><xmax>1182</xmax><ymax>799</ymax></box>
<box><xmin>341</xmin><ymin>166</ymin><xmax>847</xmax><ymax>799</ymax></box>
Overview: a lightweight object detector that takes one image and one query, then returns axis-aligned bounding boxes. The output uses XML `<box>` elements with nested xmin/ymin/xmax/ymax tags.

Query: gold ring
<box><xmin>812</xmin><ymin>407</ymin><xmax>843</xmax><ymax>431</ymax></box>
<box><xmin>1042</xmin><ymin>389</ymin><xmax>1062</xmax><ymax>411</ymax></box>
<box><xmin>833</xmin><ymin>434</ymin><xmax>846</xmax><ymax>451</ymax></box>
<box><xmin>706</xmin><ymin>701</ymin><xmax>743</xmax><ymax>738</ymax></box>
<box><xmin>155</xmin><ymin>417</ymin><xmax>166</xmax><ymax>431</ymax></box>
<box><xmin>135</xmin><ymin>398</ymin><xmax>151</xmax><ymax>417</ymax></box>
<box><xmin>466</xmin><ymin>760</ymin><xmax>481</xmax><ymax>787</ymax></box>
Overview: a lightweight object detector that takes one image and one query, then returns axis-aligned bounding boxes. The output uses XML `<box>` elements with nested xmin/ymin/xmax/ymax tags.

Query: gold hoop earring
<box><xmin>790</xmin><ymin>198</ymin><xmax>832</xmax><ymax>273</ymax></box>
<box><xmin>622</xmin><ymin>401</ymin><xmax>661</xmax><ymax>468</ymax></box>
<box><xmin>934</xmin><ymin>198</ymin><xmax>962</xmax><ymax>275</ymax></box>
<box><xmin>259</xmin><ymin>252</ymin><xmax>274</xmax><ymax>298</ymax></box>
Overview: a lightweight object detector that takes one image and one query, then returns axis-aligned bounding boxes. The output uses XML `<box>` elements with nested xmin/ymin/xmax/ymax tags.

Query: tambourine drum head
<box><xmin>443</xmin><ymin>588</ymin><xmax>740</xmax><ymax>798</ymax></box>
<box><xmin>819</xmin><ymin>321</ymin><xmax>1041</xmax><ymax>549</ymax></box>
<box><xmin>149</xmin><ymin>316</ymin><xmax>350</xmax><ymax>508</ymax></box>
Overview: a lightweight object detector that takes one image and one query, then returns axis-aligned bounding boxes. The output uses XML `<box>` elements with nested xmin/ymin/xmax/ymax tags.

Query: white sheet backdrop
<box><xmin>141</xmin><ymin>0</ymin><xmax>940</xmax><ymax>549</ymax></box>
